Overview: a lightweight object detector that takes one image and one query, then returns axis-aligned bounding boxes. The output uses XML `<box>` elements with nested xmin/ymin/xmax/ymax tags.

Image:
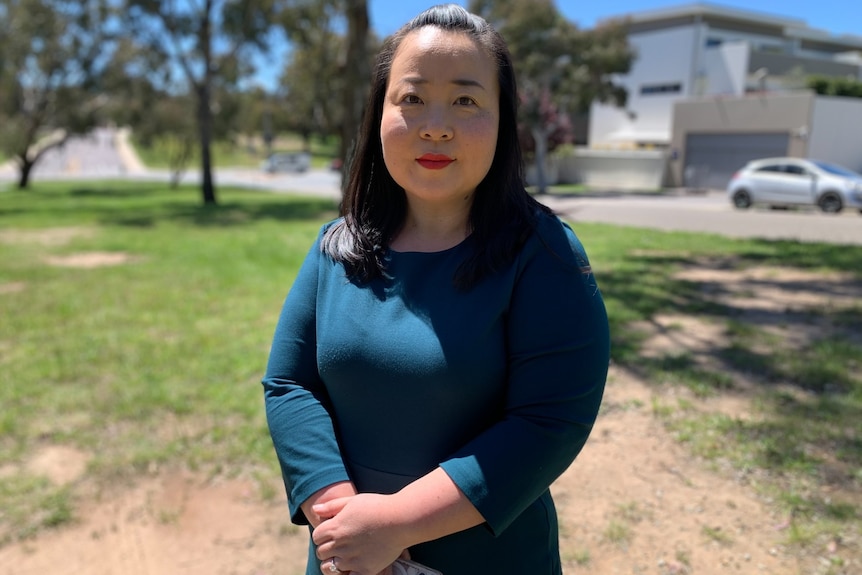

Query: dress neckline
<box><xmin>388</xmin><ymin>233</ymin><xmax>473</xmax><ymax>256</ymax></box>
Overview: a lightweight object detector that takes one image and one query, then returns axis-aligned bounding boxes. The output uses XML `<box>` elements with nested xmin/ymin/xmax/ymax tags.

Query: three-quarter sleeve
<box><xmin>262</xmin><ymin>228</ymin><xmax>351</xmax><ymax>525</ymax></box>
<box><xmin>439</xmin><ymin>217</ymin><xmax>610</xmax><ymax>535</ymax></box>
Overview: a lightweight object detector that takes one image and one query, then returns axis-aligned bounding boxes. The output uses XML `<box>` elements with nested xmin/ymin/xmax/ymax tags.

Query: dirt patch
<box><xmin>0</xmin><ymin>227</ymin><xmax>139</xmax><ymax>269</ymax></box>
<box><xmin>0</xmin><ymin>227</ymin><xmax>95</xmax><ymax>247</ymax></box>
<box><xmin>25</xmin><ymin>446</ymin><xmax>92</xmax><ymax>487</ymax></box>
<box><xmin>0</xmin><ymin>472</ymin><xmax>309</xmax><ymax>575</ymax></box>
<box><xmin>0</xmin><ymin>282</ymin><xmax>26</xmax><ymax>295</ymax></box>
<box><xmin>555</xmin><ymin>369</ymin><xmax>800</xmax><ymax>575</ymax></box>
<box><xmin>675</xmin><ymin>265</ymin><xmax>862</xmax><ymax>312</ymax></box>
<box><xmin>44</xmin><ymin>252</ymin><xmax>140</xmax><ymax>268</ymax></box>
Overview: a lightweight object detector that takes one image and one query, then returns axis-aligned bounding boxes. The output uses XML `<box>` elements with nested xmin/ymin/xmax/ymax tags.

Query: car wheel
<box><xmin>818</xmin><ymin>192</ymin><xmax>843</xmax><ymax>214</ymax></box>
<box><xmin>732</xmin><ymin>189</ymin><xmax>752</xmax><ymax>209</ymax></box>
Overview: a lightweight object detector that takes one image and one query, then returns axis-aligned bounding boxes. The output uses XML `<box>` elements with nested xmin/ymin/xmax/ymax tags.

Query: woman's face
<box><xmin>380</xmin><ymin>27</ymin><xmax>500</xmax><ymax>209</ymax></box>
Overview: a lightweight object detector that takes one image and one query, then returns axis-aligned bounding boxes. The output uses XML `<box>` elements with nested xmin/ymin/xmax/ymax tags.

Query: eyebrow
<box><xmin>401</xmin><ymin>76</ymin><xmax>487</xmax><ymax>90</ymax></box>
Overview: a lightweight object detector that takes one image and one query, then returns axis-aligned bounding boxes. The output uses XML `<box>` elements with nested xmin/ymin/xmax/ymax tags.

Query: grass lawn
<box><xmin>0</xmin><ymin>181</ymin><xmax>859</xmax><ymax>560</ymax></box>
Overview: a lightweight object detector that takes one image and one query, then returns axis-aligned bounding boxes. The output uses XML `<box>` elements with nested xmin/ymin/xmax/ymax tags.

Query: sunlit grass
<box><xmin>0</xmin><ymin>180</ymin><xmax>860</xmax><ymax>562</ymax></box>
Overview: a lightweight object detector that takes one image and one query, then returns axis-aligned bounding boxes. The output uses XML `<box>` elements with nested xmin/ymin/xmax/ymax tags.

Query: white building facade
<box><xmin>586</xmin><ymin>3</ymin><xmax>862</xmax><ymax>187</ymax></box>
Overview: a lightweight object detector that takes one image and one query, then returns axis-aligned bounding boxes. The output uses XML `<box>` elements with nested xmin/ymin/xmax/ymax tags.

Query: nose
<box><xmin>421</xmin><ymin>107</ymin><xmax>453</xmax><ymax>141</ymax></box>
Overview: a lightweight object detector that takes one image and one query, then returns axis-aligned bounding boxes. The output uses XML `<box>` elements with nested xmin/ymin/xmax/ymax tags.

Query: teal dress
<box><xmin>262</xmin><ymin>211</ymin><xmax>610</xmax><ymax>574</ymax></box>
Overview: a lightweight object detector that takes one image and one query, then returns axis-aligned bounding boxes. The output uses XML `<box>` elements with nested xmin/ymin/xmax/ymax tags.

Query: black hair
<box><xmin>321</xmin><ymin>3</ymin><xmax>552</xmax><ymax>289</ymax></box>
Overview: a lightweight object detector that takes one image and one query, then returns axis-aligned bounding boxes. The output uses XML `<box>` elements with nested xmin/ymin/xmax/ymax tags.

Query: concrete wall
<box><xmin>554</xmin><ymin>148</ymin><xmax>668</xmax><ymax>190</ymax></box>
<box><xmin>669</xmin><ymin>92</ymin><xmax>814</xmax><ymax>186</ymax></box>
<box><xmin>590</xmin><ymin>25</ymin><xmax>700</xmax><ymax>146</ymax></box>
<box><xmin>808</xmin><ymin>96</ymin><xmax>862</xmax><ymax>172</ymax></box>
<box><xmin>701</xmin><ymin>41</ymin><xmax>749</xmax><ymax>95</ymax></box>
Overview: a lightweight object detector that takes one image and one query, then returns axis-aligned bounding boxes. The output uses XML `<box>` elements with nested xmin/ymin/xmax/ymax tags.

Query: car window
<box><xmin>754</xmin><ymin>165</ymin><xmax>783</xmax><ymax>173</ymax></box>
<box><xmin>783</xmin><ymin>165</ymin><xmax>808</xmax><ymax>176</ymax></box>
<box><xmin>812</xmin><ymin>161</ymin><xmax>861</xmax><ymax>178</ymax></box>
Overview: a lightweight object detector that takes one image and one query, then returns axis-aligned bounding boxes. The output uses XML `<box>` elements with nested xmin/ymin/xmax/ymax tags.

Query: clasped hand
<box><xmin>313</xmin><ymin>492</ymin><xmax>410</xmax><ymax>575</ymax></box>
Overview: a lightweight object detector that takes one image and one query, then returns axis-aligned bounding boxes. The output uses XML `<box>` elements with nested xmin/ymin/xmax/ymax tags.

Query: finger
<box><xmin>313</xmin><ymin>496</ymin><xmax>352</xmax><ymax>520</ymax></box>
<box><xmin>313</xmin><ymin>537</ymin><xmax>333</xmax><ymax>558</ymax></box>
<box><xmin>319</xmin><ymin>557</ymin><xmax>346</xmax><ymax>575</ymax></box>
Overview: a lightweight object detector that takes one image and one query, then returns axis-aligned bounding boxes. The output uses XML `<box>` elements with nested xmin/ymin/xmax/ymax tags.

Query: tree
<box><xmin>277</xmin><ymin>0</ymin><xmax>345</xmax><ymax>150</ymax></box>
<box><xmin>807</xmin><ymin>75</ymin><xmax>862</xmax><ymax>99</ymax></box>
<box><xmin>273</xmin><ymin>0</ymin><xmax>375</xmax><ymax>188</ymax></box>
<box><xmin>124</xmin><ymin>0</ymin><xmax>280</xmax><ymax>205</ymax></box>
<box><xmin>470</xmin><ymin>0</ymin><xmax>633</xmax><ymax>193</ymax></box>
<box><xmin>338</xmin><ymin>0</ymin><xmax>371</xmax><ymax>189</ymax></box>
<box><xmin>0</xmin><ymin>0</ymin><xmax>113</xmax><ymax>189</ymax></box>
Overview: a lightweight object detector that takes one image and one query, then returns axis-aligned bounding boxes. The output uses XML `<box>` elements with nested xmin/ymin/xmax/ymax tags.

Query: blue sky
<box><xmin>369</xmin><ymin>0</ymin><xmax>860</xmax><ymax>37</ymax></box>
<box><xmin>253</xmin><ymin>1</ymin><xmax>858</xmax><ymax>90</ymax></box>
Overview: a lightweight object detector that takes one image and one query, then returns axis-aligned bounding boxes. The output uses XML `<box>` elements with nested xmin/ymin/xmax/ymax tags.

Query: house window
<box><xmin>705</xmin><ymin>37</ymin><xmax>723</xmax><ymax>47</ymax></box>
<box><xmin>640</xmin><ymin>83</ymin><xmax>683</xmax><ymax>95</ymax></box>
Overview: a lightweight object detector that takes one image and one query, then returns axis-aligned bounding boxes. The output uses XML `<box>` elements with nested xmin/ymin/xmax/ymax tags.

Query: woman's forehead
<box><xmin>390</xmin><ymin>27</ymin><xmax>496</xmax><ymax>81</ymax></box>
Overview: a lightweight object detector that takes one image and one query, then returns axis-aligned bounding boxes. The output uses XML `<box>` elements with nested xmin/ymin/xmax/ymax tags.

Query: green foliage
<box><xmin>0</xmin><ymin>0</ymin><xmax>113</xmax><ymax>187</ymax></box>
<box><xmin>275</xmin><ymin>1</ymin><xmax>347</xmax><ymax>143</ymax></box>
<box><xmin>808</xmin><ymin>75</ymin><xmax>862</xmax><ymax>98</ymax></box>
<box><xmin>469</xmin><ymin>1</ymin><xmax>633</xmax><ymax>114</ymax></box>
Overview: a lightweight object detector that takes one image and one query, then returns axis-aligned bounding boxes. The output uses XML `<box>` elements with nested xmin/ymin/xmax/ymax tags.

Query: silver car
<box><xmin>727</xmin><ymin>157</ymin><xmax>862</xmax><ymax>214</ymax></box>
<box><xmin>261</xmin><ymin>152</ymin><xmax>311</xmax><ymax>173</ymax></box>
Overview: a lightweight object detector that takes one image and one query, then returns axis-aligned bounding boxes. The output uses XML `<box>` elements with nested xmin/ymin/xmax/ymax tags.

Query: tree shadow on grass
<box><xmin>600</xmin><ymin>241</ymin><xmax>862</xmax><ymax>487</ymax></box>
<box><xmin>107</xmin><ymin>198</ymin><xmax>340</xmax><ymax>228</ymax></box>
<box><xmin>5</xmin><ymin>182</ymin><xmax>341</xmax><ymax>228</ymax></box>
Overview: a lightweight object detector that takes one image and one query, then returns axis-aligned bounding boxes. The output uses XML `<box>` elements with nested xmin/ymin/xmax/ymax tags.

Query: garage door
<box><xmin>684</xmin><ymin>133</ymin><xmax>790</xmax><ymax>191</ymax></box>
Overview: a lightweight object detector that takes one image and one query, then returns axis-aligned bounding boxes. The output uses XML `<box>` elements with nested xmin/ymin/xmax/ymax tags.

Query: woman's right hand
<box><xmin>301</xmin><ymin>481</ymin><xmax>358</xmax><ymax>528</ymax></box>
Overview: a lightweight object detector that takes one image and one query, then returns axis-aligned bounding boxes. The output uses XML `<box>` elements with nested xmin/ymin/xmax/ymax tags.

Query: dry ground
<box><xmin>0</xmin><ymin>252</ymin><xmax>858</xmax><ymax>575</ymax></box>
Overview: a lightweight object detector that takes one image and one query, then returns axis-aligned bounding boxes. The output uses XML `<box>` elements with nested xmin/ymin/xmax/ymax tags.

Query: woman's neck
<box><xmin>390</xmin><ymin>199</ymin><xmax>472</xmax><ymax>253</ymax></box>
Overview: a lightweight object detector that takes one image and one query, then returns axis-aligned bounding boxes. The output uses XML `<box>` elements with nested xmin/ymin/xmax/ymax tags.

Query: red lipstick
<box><xmin>417</xmin><ymin>153</ymin><xmax>455</xmax><ymax>170</ymax></box>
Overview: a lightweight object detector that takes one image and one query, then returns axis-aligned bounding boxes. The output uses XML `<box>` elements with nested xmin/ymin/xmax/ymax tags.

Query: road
<box><xmin>540</xmin><ymin>191</ymin><xmax>862</xmax><ymax>246</ymax></box>
<box><xmin>2</xmin><ymin>129</ymin><xmax>861</xmax><ymax>246</ymax></box>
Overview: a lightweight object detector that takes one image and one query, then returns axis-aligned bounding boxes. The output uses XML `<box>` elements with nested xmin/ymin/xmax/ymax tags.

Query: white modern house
<box><xmin>571</xmin><ymin>2</ymin><xmax>862</xmax><ymax>190</ymax></box>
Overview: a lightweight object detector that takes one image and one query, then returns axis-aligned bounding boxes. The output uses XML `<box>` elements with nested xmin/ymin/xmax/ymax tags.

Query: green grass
<box><xmin>0</xmin><ymin>180</ymin><xmax>338</xmax><ymax>544</ymax></box>
<box><xmin>0</xmin><ymin>180</ymin><xmax>860</xmax><ymax>564</ymax></box>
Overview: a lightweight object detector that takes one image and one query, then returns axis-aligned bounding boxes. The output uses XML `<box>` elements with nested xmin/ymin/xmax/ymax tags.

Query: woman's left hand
<box><xmin>312</xmin><ymin>493</ymin><xmax>409</xmax><ymax>575</ymax></box>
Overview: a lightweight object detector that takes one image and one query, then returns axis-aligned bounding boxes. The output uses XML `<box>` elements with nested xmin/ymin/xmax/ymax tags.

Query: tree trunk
<box><xmin>197</xmin><ymin>85</ymin><xmax>216</xmax><ymax>204</ymax></box>
<box><xmin>17</xmin><ymin>158</ymin><xmax>33</xmax><ymax>189</ymax></box>
<box><xmin>531</xmin><ymin>126</ymin><xmax>549</xmax><ymax>195</ymax></box>
<box><xmin>339</xmin><ymin>0</ymin><xmax>370</xmax><ymax>191</ymax></box>
<box><xmin>198</xmin><ymin>0</ymin><xmax>217</xmax><ymax>205</ymax></box>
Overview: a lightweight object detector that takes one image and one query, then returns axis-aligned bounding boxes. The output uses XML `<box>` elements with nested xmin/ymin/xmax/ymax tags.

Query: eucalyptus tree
<box><xmin>469</xmin><ymin>0</ymin><xmax>633</xmax><ymax>193</ymax></box>
<box><xmin>276</xmin><ymin>0</ymin><xmax>345</xmax><ymax>151</ymax></box>
<box><xmin>274</xmin><ymin>0</ymin><xmax>371</xmax><ymax>189</ymax></box>
<box><xmin>124</xmin><ymin>0</ymin><xmax>282</xmax><ymax>205</ymax></box>
<box><xmin>0</xmin><ymin>0</ymin><xmax>113</xmax><ymax>188</ymax></box>
<box><xmin>338</xmin><ymin>0</ymin><xmax>370</xmax><ymax>187</ymax></box>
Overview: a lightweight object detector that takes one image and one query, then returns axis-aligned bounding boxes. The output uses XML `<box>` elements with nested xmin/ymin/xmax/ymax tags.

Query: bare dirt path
<box><xmin>0</xmin><ymin>365</ymin><xmax>803</xmax><ymax>575</ymax></box>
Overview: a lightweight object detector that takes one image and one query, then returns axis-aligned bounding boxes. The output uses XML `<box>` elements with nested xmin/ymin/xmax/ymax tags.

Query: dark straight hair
<box><xmin>321</xmin><ymin>3</ymin><xmax>552</xmax><ymax>289</ymax></box>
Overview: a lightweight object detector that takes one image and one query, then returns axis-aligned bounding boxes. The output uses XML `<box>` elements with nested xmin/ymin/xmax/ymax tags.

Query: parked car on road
<box><xmin>261</xmin><ymin>152</ymin><xmax>311</xmax><ymax>173</ymax></box>
<box><xmin>727</xmin><ymin>158</ymin><xmax>862</xmax><ymax>214</ymax></box>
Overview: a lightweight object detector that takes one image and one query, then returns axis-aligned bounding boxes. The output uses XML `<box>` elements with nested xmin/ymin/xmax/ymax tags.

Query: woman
<box><xmin>262</xmin><ymin>4</ymin><xmax>610</xmax><ymax>574</ymax></box>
